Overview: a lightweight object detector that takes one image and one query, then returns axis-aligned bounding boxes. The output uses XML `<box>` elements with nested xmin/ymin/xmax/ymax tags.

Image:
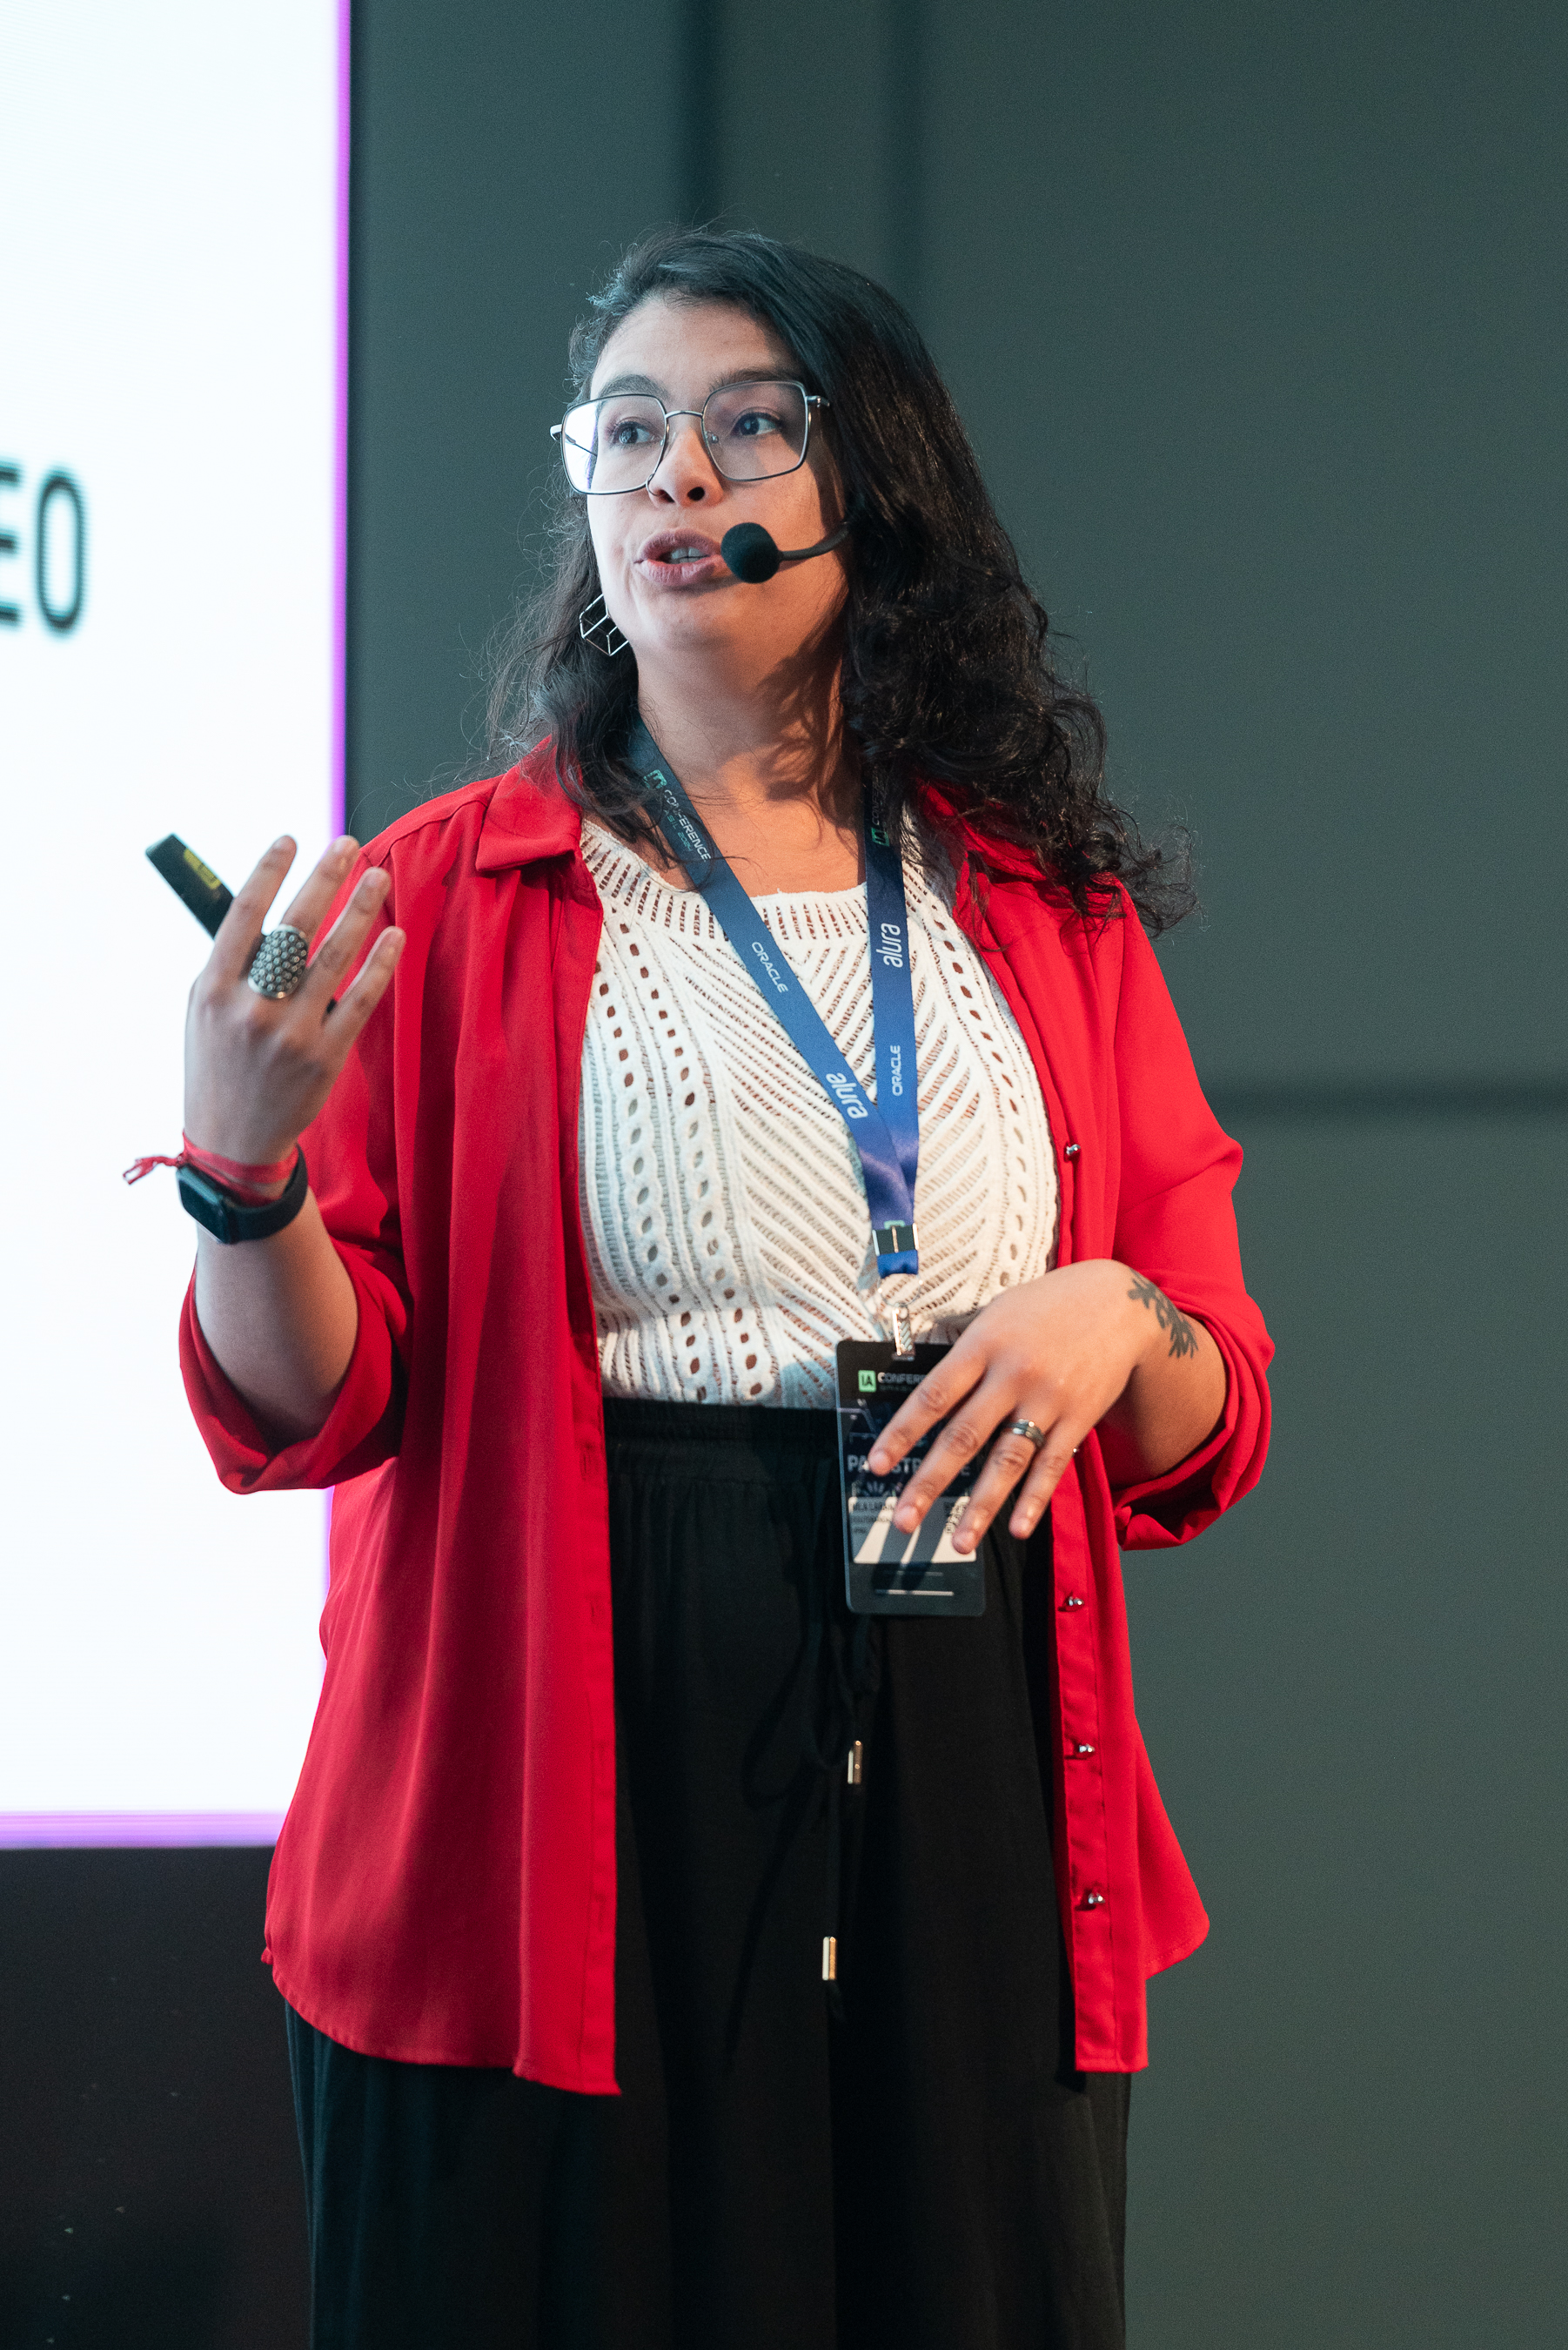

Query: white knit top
<box><xmin>576</xmin><ymin>818</ymin><xmax>1059</xmax><ymax>1408</ymax></box>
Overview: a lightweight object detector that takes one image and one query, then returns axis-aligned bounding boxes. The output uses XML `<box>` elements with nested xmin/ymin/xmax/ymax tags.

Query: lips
<box><xmin>636</xmin><ymin>528</ymin><xmax>725</xmax><ymax>581</ymax></box>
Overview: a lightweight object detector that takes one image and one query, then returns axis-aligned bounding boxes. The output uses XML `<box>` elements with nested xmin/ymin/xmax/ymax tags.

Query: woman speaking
<box><xmin>176</xmin><ymin>227</ymin><xmax>1271</xmax><ymax>2349</ymax></box>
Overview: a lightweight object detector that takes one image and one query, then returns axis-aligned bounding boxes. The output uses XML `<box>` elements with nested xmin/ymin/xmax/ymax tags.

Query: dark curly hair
<box><xmin>483</xmin><ymin>225</ymin><xmax>1193</xmax><ymax>933</ymax></box>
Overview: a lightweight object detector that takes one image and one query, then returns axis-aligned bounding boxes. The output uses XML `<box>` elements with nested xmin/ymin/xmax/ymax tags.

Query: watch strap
<box><xmin>178</xmin><ymin>1145</ymin><xmax>309</xmax><ymax>1244</ymax></box>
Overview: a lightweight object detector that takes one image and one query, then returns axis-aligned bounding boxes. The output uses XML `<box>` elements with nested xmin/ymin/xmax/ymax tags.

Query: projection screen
<box><xmin>0</xmin><ymin>0</ymin><xmax>347</xmax><ymax>1845</ymax></box>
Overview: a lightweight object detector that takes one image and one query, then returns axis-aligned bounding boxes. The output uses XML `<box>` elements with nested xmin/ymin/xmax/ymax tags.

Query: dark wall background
<box><xmin>6</xmin><ymin>3</ymin><xmax>1563</xmax><ymax>2343</ymax></box>
<box><xmin>1</xmin><ymin>1852</ymin><xmax>304</xmax><ymax>2348</ymax></box>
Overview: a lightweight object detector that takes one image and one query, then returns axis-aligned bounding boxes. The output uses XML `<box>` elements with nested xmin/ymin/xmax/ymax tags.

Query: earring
<box><xmin>579</xmin><ymin>594</ymin><xmax>628</xmax><ymax>657</ymax></box>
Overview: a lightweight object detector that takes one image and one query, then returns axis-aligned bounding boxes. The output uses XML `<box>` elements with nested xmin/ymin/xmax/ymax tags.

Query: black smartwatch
<box><xmin>178</xmin><ymin>1146</ymin><xmax>310</xmax><ymax>1244</ymax></box>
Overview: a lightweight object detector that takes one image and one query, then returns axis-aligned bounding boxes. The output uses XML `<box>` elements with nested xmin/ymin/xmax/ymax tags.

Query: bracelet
<box><xmin>176</xmin><ymin>1145</ymin><xmax>310</xmax><ymax>1244</ymax></box>
<box><xmin>124</xmin><ymin>1133</ymin><xmax>299</xmax><ymax>1202</ymax></box>
<box><xmin>178</xmin><ymin>1136</ymin><xmax>299</xmax><ymax>1200</ymax></box>
<box><xmin>124</xmin><ymin>1134</ymin><xmax>311</xmax><ymax>1242</ymax></box>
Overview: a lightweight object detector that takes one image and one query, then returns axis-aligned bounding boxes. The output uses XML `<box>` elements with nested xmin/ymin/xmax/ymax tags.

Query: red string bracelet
<box><xmin>123</xmin><ymin>1135</ymin><xmax>300</xmax><ymax>1205</ymax></box>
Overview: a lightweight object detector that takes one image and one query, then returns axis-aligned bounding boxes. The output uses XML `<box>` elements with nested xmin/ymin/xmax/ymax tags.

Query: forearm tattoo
<box><xmin>1127</xmin><ymin>1274</ymin><xmax>1201</xmax><ymax>1360</ymax></box>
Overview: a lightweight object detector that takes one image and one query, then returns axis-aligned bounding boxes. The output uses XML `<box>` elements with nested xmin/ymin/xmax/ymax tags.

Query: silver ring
<box><xmin>1006</xmin><ymin>1419</ymin><xmax>1048</xmax><ymax>1452</ymax></box>
<box><xmin>247</xmin><ymin>925</ymin><xmax>310</xmax><ymax>999</ymax></box>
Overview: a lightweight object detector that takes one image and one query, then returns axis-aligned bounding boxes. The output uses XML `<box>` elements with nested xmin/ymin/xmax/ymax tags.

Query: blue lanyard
<box><xmin>626</xmin><ymin>717</ymin><xmax>920</xmax><ymax>1278</ymax></box>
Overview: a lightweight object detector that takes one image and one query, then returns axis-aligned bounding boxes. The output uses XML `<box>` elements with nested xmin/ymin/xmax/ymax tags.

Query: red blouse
<box><xmin>180</xmin><ymin>751</ymin><xmax>1272</xmax><ymax>2087</ymax></box>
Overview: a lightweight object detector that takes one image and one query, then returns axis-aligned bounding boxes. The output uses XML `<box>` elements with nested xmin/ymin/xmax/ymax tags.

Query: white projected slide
<box><xmin>0</xmin><ymin>3</ymin><xmax>346</xmax><ymax>1843</ymax></box>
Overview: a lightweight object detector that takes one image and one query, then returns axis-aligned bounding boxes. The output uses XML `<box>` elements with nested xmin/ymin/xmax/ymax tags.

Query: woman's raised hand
<box><xmin>865</xmin><ymin>1259</ymin><xmax>1226</xmax><ymax>1554</ymax></box>
<box><xmin>184</xmin><ymin>835</ymin><xmax>405</xmax><ymax>1176</ymax></box>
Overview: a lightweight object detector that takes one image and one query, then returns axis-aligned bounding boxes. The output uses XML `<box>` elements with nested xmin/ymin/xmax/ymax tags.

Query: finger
<box><xmin>1004</xmin><ymin>1430</ymin><xmax>1081</xmax><ymax>1542</ymax></box>
<box><xmin>888</xmin><ymin>1374</ymin><xmax>1015</xmax><ymax>1533</ymax></box>
<box><xmin>866</xmin><ymin>1343</ymin><xmax>986</xmax><ymax>1477</ymax></box>
<box><xmin>947</xmin><ymin>1421</ymin><xmax>1058</xmax><ymax>1554</ymax></box>
<box><xmin>291</xmin><ymin>865</ymin><xmax>391</xmax><ymax>1010</ymax></box>
<box><xmin>317</xmin><ymin>922</ymin><xmax>405</xmax><ymax>1049</ymax></box>
<box><xmin>951</xmin><ymin>1418</ymin><xmax>1083</xmax><ymax>1553</ymax></box>
<box><xmin>208</xmin><ymin>837</ymin><xmax>298</xmax><ymax>980</ymax></box>
<box><xmin>278</xmin><ymin>835</ymin><xmax>363</xmax><ymax>949</ymax></box>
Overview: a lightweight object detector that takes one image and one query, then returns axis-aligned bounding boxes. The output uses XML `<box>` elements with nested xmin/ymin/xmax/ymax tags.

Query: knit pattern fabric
<box><xmin>577</xmin><ymin>819</ymin><xmax>1059</xmax><ymax>1408</ymax></box>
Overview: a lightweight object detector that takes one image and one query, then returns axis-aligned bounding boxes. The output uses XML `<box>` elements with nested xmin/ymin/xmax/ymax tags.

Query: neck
<box><xmin>633</xmin><ymin>635</ymin><xmax>857</xmax><ymax>830</ymax></box>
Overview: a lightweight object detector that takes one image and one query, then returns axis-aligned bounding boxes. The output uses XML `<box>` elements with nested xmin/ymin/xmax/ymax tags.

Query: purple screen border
<box><xmin>0</xmin><ymin>0</ymin><xmax>350</xmax><ymax>1856</ymax></box>
<box><xmin>0</xmin><ymin>1814</ymin><xmax>285</xmax><ymax>1850</ymax></box>
<box><xmin>332</xmin><ymin>0</ymin><xmax>350</xmax><ymax>837</ymax></box>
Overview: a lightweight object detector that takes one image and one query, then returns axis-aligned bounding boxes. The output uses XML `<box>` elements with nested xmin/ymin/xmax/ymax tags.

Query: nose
<box><xmin>647</xmin><ymin>410</ymin><xmax>721</xmax><ymax>505</ymax></box>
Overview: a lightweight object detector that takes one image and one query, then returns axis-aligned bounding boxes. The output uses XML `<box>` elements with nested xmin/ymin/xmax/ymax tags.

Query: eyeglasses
<box><xmin>551</xmin><ymin>379</ymin><xmax>827</xmax><ymax>495</ymax></box>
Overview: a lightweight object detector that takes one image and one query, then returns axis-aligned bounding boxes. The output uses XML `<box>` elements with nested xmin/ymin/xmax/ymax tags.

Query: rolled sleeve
<box><xmin>178</xmin><ymin>1244</ymin><xmax>405</xmax><ymax>1492</ymax></box>
<box><xmin>1107</xmin><ymin>909</ymin><xmax>1273</xmax><ymax>1548</ymax></box>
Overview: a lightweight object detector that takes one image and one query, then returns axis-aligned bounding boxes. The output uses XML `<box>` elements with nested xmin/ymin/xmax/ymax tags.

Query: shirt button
<box><xmin>1060</xmin><ymin>1594</ymin><xmax>1085</xmax><ymax>1609</ymax></box>
<box><xmin>1063</xmin><ymin>1143</ymin><xmax>1080</xmax><ymax>1158</ymax></box>
<box><xmin>1079</xmin><ymin>1889</ymin><xmax>1107</xmax><ymax>1910</ymax></box>
<box><xmin>1068</xmin><ymin>1741</ymin><xmax>1096</xmax><ymax>1757</ymax></box>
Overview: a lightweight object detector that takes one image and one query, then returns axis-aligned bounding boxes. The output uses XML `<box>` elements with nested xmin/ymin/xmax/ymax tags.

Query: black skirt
<box><xmin>287</xmin><ymin>1400</ymin><xmax>1129</xmax><ymax>2350</ymax></box>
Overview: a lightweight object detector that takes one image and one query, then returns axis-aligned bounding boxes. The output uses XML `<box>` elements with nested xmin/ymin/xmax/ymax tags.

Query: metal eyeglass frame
<box><xmin>550</xmin><ymin>379</ymin><xmax>829</xmax><ymax>494</ymax></box>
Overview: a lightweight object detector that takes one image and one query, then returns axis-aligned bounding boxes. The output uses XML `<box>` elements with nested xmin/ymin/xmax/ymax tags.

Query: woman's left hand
<box><xmin>866</xmin><ymin>1259</ymin><xmax>1225</xmax><ymax>1553</ymax></box>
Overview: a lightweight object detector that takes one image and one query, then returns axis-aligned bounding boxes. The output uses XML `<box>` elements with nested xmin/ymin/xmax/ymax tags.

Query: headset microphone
<box><xmin>720</xmin><ymin>520</ymin><xmax>851</xmax><ymax>584</ymax></box>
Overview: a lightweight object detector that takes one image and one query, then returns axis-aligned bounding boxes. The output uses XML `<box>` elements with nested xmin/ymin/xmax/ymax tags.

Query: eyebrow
<box><xmin>587</xmin><ymin>366</ymin><xmax>792</xmax><ymax>401</ymax></box>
